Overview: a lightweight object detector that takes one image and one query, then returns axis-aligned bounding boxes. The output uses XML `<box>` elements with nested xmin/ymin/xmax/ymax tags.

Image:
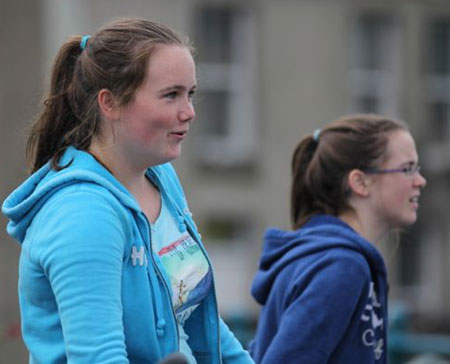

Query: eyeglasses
<box><xmin>363</xmin><ymin>164</ymin><xmax>421</xmax><ymax>177</ymax></box>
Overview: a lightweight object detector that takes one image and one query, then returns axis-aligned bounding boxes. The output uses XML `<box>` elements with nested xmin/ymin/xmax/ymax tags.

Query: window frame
<box><xmin>192</xmin><ymin>5</ymin><xmax>259</xmax><ymax>168</ymax></box>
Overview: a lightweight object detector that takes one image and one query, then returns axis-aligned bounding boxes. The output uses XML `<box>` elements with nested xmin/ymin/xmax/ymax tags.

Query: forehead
<box><xmin>145</xmin><ymin>44</ymin><xmax>195</xmax><ymax>83</ymax></box>
<box><xmin>383</xmin><ymin>130</ymin><xmax>418</xmax><ymax>165</ymax></box>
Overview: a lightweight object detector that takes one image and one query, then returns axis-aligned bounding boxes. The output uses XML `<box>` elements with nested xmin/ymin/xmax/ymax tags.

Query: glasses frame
<box><xmin>362</xmin><ymin>164</ymin><xmax>421</xmax><ymax>177</ymax></box>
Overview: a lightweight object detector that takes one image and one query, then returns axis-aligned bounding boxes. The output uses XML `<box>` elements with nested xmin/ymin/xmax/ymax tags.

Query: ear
<box><xmin>97</xmin><ymin>89</ymin><xmax>120</xmax><ymax>120</ymax></box>
<box><xmin>347</xmin><ymin>169</ymin><xmax>371</xmax><ymax>198</ymax></box>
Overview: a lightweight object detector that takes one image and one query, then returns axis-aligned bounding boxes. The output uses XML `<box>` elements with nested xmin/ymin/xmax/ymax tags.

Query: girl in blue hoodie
<box><xmin>2</xmin><ymin>17</ymin><xmax>253</xmax><ymax>364</ymax></box>
<box><xmin>250</xmin><ymin>114</ymin><xmax>426</xmax><ymax>363</ymax></box>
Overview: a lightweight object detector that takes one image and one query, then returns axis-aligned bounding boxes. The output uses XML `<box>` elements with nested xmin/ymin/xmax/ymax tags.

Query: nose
<box><xmin>179</xmin><ymin>99</ymin><xmax>195</xmax><ymax>123</ymax></box>
<box><xmin>414</xmin><ymin>171</ymin><xmax>427</xmax><ymax>189</ymax></box>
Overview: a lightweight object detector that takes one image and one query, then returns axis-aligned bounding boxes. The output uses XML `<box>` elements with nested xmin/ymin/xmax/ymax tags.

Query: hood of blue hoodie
<box><xmin>2</xmin><ymin>146</ymin><xmax>141</xmax><ymax>244</ymax></box>
<box><xmin>251</xmin><ymin>214</ymin><xmax>387</xmax><ymax>305</ymax></box>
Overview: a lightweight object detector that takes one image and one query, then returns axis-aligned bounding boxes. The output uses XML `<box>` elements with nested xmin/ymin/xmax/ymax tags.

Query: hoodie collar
<box><xmin>260</xmin><ymin>215</ymin><xmax>385</xmax><ymax>273</ymax></box>
<box><xmin>252</xmin><ymin>214</ymin><xmax>387</xmax><ymax>305</ymax></box>
<box><xmin>2</xmin><ymin>147</ymin><xmax>141</xmax><ymax>243</ymax></box>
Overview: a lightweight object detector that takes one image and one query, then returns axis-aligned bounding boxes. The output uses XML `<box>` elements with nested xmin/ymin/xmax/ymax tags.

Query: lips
<box><xmin>409</xmin><ymin>195</ymin><xmax>420</xmax><ymax>209</ymax></box>
<box><xmin>169</xmin><ymin>130</ymin><xmax>188</xmax><ymax>141</ymax></box>
<box><xmin>171</xmin><ymin>130</ymin><xmax>188</xmax><ymax>136</ymax></box>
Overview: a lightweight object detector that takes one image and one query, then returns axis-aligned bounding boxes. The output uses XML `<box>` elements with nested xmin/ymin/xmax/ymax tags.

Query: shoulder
<box><xmin>323</xmin><ymin>248</ymin><xmax>372</xmax><ymax>285</ymax></box>
<box><xmin>30</xmin><ymin>182</ymin><xmax>131</xmax><ymax>243</ymax></box>
<box><xmin>287</xmin><ymin>246</ymin><xmax>372</xmax><ymax>297</ymax></box>
<box><xmin>25</xmin><ymin>182</ymin><xmax>133</xmax><ymax>264</ymax></box>
<box><xmin>323</xmin><ymin>247</ymin><xmax>372</xmax><ymax>275</ymax></box>
<box><xmin>44</xmin><ymin>182</ymin><xmax>127</xmax><ymax>216</ymax></box>
<box><xmin>277</xmin><ymin>248</ymin><xmax>373</xmax><ymax>319</ymax></box>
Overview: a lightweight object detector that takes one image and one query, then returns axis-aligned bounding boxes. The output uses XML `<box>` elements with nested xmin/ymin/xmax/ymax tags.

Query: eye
<box><xmin>401</xmin><ymin>166</ymin><xmax>413</xmax><ymax>175</ymax></box>
<box><xmin>188</xmin><ymin>89</ymin><xmax>196</xmax><ymax>101</ymax></box>
<box><xmin>402</xmin><ymin>164</ymin><xmax>419</xmax><ymax>175</ymax></box>
<box><xmin>164</xmin><ymin>91</ymin><xmax>177</xmax><ymax>100</ymax></box>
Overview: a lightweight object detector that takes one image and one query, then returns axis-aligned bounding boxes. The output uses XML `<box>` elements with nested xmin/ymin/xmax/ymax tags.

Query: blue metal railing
<box><xmin>389</xmin><ymin>304</ymin><xmax>450</xmax><ymax>363</ymax></box>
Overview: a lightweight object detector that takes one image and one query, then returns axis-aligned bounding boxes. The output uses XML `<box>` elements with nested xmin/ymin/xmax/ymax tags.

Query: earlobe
<box><xmin>347</xmin><ymin>169</ymin><xmax>370</xmax><ymax>197</ymax></box>
<box><xmin>97</xmin><ymin>89</ymin><xmax>119</xmax><ymax>120</ymax></box>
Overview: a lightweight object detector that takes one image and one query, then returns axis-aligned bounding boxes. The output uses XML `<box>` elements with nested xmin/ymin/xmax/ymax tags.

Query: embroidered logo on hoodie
<box><xmin>131</xmin><ymin>245</ymin><xmax>148</xmax><ymax>267</ymax></box>
<box><xmin>361</xmin><ymin>282</ymin><xmax>384</xmax><ymax>360</ymax></box>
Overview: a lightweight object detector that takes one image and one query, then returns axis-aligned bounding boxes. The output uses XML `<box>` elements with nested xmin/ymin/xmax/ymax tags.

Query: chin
<box><xmin>167</xmin><ymin>151</ymin><xmax>181</xmax><ymax>162</ymax></box>
<box><xmin>167</xmin><ymin>146</ymin><xmax>182</xmax><ymax>160</ymax></box>
<box><xmin>387</xmin><ymin>213</ymin><xmax>417</xmax><ymax>230</ymax></box>
<box><xmin>399</xmin><ymin>214</ymin><xmax>418</xmax><ymax>227</ymax></box>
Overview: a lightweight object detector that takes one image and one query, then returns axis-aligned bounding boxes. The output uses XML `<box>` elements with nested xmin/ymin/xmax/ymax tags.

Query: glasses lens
<box><xmin>405</xmin><ymin>164</ymin><xmax>420</xmax><ymax>176</ymax></box>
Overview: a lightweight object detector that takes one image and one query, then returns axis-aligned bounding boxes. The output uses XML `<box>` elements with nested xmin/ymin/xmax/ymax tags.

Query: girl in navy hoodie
<box><xmin>250</xmin><ymin>114</ymin><xmax>426</xmax><ymax>363</ymax></box>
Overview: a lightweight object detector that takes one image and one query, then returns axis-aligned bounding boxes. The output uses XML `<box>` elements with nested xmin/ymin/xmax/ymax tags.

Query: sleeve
<box><xmin>259</xmin><ymin>254</ymin><xmax>370</xmax><ymax>364</ymax></box>
<box><xmin>219</xmin><ymin>318</ymin><xmax>255</xmax><ymax>364</ymax></box>
<box><xmin>34</xmin><ymin>187</ymin><xmax>129</xmax><ymax>363</ymax></box>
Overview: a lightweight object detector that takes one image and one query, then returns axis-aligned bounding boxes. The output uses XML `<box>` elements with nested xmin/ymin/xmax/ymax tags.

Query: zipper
<box><xmin>183</xmin><ymin>219</ymin><xmax>222</xmax><ymax>364</ymax></box>
<box><xmin>140</xmin><ymin>212</ymin><xmax>180</xmax><ymax>352</ymax></box>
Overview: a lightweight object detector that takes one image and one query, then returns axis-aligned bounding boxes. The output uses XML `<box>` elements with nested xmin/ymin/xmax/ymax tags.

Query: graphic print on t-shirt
<box><xmin>156</xmin><ymin>234</ymin><xmax>212</xmax><ymax>315</ymax></box>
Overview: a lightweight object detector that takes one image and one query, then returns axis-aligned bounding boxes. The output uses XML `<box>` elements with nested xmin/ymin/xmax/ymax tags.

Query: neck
<box><xmin>89</xmin><ymin>142</ymin><xmax>161</xmax><ymax>222</ymax></box>
<box><xmin>88</xmin><ymin>142</ymin><xmax>147</xmax><ymax>196</ymax></box>
<box><xmin>338</xmin><ymin>209</ymin><xmax>387</xmax><ymax>243</ymax></box>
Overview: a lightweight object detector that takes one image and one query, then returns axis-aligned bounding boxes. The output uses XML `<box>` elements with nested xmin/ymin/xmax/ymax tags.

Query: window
<box><xmin>426</xmin><ymin>20</ymin><xmax>450</xmax><ymax>143</ymax></box>
<box><xmin>193</xmin><ymin>6</ymin><xmax>258</xmax><ymax>167</ymax></box>
<box><xmin>349</xmin><ymin>14</ymin><xmax>400</xmax><ymax>116</ymax></box>
<box><xmin>197</xmin><ymin>213</ymin><xmax>256</xmax><ymax>312</ymax></box>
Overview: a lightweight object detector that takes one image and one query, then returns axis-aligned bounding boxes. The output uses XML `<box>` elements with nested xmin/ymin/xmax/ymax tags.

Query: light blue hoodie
<box><xmin>2</xmin><ymin>146</ymin><xmax>253</xmax><ymax>364</ymax></box>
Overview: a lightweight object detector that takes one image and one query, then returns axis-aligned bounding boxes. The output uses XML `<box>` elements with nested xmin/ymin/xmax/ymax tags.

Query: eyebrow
<box><xmin>399</xmin><ymin>160</ymin><xmax>418</xmax><ymax>167</ymax></box>
<box><xmin>159</xmin><ymin>84</ymin><xmax>197</xmax><ymax>93</ymax></box>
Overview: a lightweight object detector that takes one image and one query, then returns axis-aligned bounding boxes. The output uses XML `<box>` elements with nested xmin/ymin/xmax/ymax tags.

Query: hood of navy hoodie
<box><xmin>251</xmin><ymin>214</ymin><xmax>387</xmax><ymax>305</ymax></box>
<box><xmin>2</xmin><ymin>146</ymin><xmax>141</xmax><ymax>244</ymax></box>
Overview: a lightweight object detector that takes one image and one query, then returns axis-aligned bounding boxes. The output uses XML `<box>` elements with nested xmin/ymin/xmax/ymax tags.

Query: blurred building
<box><xmin>1</xmin><ymin>0</ymin><xmax>450</xmax><ymax>361</ymax></box>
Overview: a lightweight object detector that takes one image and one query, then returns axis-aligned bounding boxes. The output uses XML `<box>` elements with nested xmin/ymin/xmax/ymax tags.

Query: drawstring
<box><xmin>135</xmin><ymin>201</ymin><xmax>168</xmax><ymax>338</ymax></box>
<box><xmin>176</xmin><ymin>216</ymin><xmax>187</xmax><ymax>233</ymax></box>
<box><xmin>147</xmin><ymin>250</ymin><xmax>167</xmax><ymax>338</ymax></box>
<box><xmin>156</xmin><ymin>318</ymin><xmax>167</xmax><ymax>337</ymax></box>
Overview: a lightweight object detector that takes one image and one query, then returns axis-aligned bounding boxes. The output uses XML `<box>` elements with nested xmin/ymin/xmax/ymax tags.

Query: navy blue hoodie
<box><xmin>250</xmin><ymin>215</ymin><xmax>388</xmax><ymax>364</ymax></box>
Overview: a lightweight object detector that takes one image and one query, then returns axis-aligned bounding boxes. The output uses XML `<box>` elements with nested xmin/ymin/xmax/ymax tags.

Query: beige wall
<box><xmin>0</xmin><ymin>0</ymin><xmax>41</xmax><ymax>362</ymax></box>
